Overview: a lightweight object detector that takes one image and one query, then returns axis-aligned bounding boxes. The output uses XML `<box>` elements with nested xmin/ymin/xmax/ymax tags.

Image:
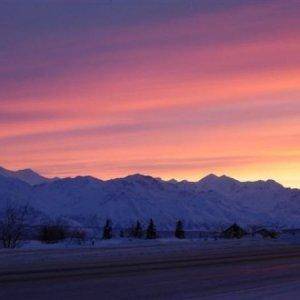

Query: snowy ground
<box><xmin>0</xmin><ymin>234</ymin><xmax>299</xmax><ymax>271</ymax></box>
<box><xmin>4</xmin><ymin>231</ymin><xmax>300</xmax><ymax>251</ymax></box>
<box><xmin>1</xmin><ymin>234</ymin><xmax>300</xmax><ymax>299</ymax></box>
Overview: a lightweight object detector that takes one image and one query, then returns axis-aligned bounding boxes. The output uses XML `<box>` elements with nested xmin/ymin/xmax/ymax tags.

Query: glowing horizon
<box><xmin>1</xmin><ymin>1</ymin><xmax>299</xmax><ymax>188</ymax></box>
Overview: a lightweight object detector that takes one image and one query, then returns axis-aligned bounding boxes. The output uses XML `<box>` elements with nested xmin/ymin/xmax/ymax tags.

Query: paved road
<box><xmin>1</xmin><ymin>243</ymin><xmax>300</xmax><ymax>299</ymax></box>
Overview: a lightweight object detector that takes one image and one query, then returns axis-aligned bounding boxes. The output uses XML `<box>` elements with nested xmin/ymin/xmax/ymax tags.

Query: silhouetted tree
<box><xmin>102</xmin><ymin>219</ymin><xmax>112</xmax><ymax>240</ymax></box>
<box><xmin>0</xmin><ymin>205</ymin><xmax>28</xmax><ymax>248</ymax></box>
<box><xmin>175</xmin><ymin>220</ymin><xmax>185</xmax><ymax>239</ymax></box>
<box><xmin>132</xmin><ymin>221</ymin><xmax>143</xmax><ymax>238</ymax></box>
<box><xmin>146</xmin><ymin>219</ymin><xmax>157</xmax><ymax>239</ymax></box>
<box><xmin>39</xmin><ymin>224</ymin><xmax>68</xmax><ymax>244</ymax></box>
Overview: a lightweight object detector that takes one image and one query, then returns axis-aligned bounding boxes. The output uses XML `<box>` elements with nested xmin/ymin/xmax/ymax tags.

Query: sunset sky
<box><xmin>1</xmin><ymin>0</ymin><xmax>299</xmax><ymax>187</ymax></box>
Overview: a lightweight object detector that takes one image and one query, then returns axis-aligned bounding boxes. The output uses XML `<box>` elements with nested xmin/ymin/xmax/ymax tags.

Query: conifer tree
<box><xmin>146</xmin><ymin>219</ymin><xmax>157</xmax><ymax>239</ymax></box>
<box><xmin>133</xmin><ymin>221</ymin><xmax>143</xmax><ymax>238</ymax></box>
<box><xmin>102</xmin><ymin>219</ymin><xmax>112</xmax><ymax>240</ymax></box>
<box><xmin>175</xmin><ymin>220</ymin><xmax>185</xmax><ymax>239</ymax></box>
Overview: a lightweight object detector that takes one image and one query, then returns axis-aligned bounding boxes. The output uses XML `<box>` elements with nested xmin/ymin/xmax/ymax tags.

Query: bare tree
<box><xmin>0</xmin><ymin>205</ymin><xmax>28</xmax><ymax>248</ymax></box>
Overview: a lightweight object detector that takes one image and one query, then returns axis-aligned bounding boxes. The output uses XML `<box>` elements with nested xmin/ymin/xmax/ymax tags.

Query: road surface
<box><xmin>0</xmin><ymin>241</ymin><xmax>300</xmax><ymax>299</ymax></box>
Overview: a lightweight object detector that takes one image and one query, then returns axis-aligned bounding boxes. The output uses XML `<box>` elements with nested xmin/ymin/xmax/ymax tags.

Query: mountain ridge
<box><xmin>0</xmin><ymin>166</ymin><xmax>299</xmax><ymax>230</ymax></box>
<box><xmin>0</xmin><ymin>165</ymin><xmax>295</xmax><ymax>190</ymax></box>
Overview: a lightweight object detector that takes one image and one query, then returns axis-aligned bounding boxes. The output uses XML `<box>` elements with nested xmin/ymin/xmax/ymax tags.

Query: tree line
<box><xmin>103</xmin><ymin>219</ymin><xmax>185</xmax><ymax>240</ymax></box>
<box><xmin>1</xmin><ymin>204</ymin><xmax>281</xmax><ymax>249</ymax></box>
<box><xmin>0</xmin><ymin>205</ymin><xmax>186</xmax><ymax>248</ymax></box>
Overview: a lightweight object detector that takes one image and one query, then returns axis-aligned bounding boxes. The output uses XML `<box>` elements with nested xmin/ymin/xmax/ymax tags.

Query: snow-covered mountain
<box><xmin>0</xmin><ymin>166</ymin><xmax>56</xmax><ymax>185</ymax></box>
<box><xmin>0</xmin><ymin>167</ymin><xmax>299</xmax><ymax>229</ymax></box>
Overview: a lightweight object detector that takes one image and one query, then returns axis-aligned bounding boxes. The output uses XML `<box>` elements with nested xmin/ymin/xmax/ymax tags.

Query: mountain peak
<box><xmin>197</xmin><ymin>174</ymin><xmax>241</xmax><ymax>193</ymax></box>
<box><xmin>199</xmin><ymin>174</ymin><xmax>239</xmax><ymax>183</ymax></box>
<box><xmin>249</xmin><ymin>179</ymin><xmax>284</xmax><ymax>190</ymax></box>
<box><xmin>0</xmin><ymin>166</ymin><xmax>52</xmax><ymax>186</ymax></box>
<box><xmin>17</xmin><ymin>168</ymin><xmax>37</xmax><ymax>175</ymax></box>
<box><xmin>200</xmin><ymin>174</ymin><xmax>219</xmax><ymax>181</ymax></box>
<box><xmin>124</xmin><ymin>173</ymin><xmax>155</xmax><ymax>181</ymax></box>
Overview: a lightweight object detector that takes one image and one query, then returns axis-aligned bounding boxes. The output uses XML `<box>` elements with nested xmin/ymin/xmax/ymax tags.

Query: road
<box><xmin>0</xmin><ymin>241</ymin><xmax>300</xmax><ymax>299</ymax></box>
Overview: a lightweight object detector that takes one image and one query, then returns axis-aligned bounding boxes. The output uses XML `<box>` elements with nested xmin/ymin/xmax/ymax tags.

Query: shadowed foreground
<box><xmin>1</xmin><ymin>241</ymin><xmax>300</xmax><ymax>299</ymax></box>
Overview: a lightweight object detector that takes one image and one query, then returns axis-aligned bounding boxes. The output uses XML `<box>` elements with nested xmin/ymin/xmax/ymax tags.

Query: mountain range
<box><xmin>0</xmin><ymin>166</ymin><xmax>299</xmax><ymax>229</ymax></box>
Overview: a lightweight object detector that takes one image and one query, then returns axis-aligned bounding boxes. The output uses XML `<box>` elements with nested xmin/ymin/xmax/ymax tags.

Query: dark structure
<box><xmin>175</xmin><ymin>220</ymin><xmax>185</xmax><ymax>239</ymax></box>
<box><xmin>256</xmin><ymin>229</ymin><xmax>279</xmax><ymax>239</ymax></box>
<box><xmin>221</xmin><ymin>223</ymin><xmax>246</xmax><ymax>239</ymax></box>
<box><xmin>146</xmin><ymin>219</ymin><xmax>157</xmax><ymax>239</ymax></box>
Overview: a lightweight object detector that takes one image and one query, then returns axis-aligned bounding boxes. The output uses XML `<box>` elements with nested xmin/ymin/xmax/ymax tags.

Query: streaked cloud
<box><xmin>0</xmin><ymin>0</ymin><xmax>299</xmax><ymax>187</ymax></box>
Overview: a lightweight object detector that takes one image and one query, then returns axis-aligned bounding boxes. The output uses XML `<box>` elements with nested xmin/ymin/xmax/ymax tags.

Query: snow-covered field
<box><xmin>1</xmin><ymin>234</ymin><xmax>300</xmax><ymax>300</ymax></box>
<box><xmin>14</xmin><ymin>234</ymin><xmax>300</xmax><ymax>250</ymax></box>
<box><xmin>1</xmin><ymin>233</ymin><xmax>299</xmax><ymax>257</ymax></box>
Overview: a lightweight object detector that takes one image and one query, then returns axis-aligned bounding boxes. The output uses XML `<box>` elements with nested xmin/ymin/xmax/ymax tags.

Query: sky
<box><xmin>0</xmin><ymin>0</ymin><xmax>299</xmax><ymax>187</ymax></box>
